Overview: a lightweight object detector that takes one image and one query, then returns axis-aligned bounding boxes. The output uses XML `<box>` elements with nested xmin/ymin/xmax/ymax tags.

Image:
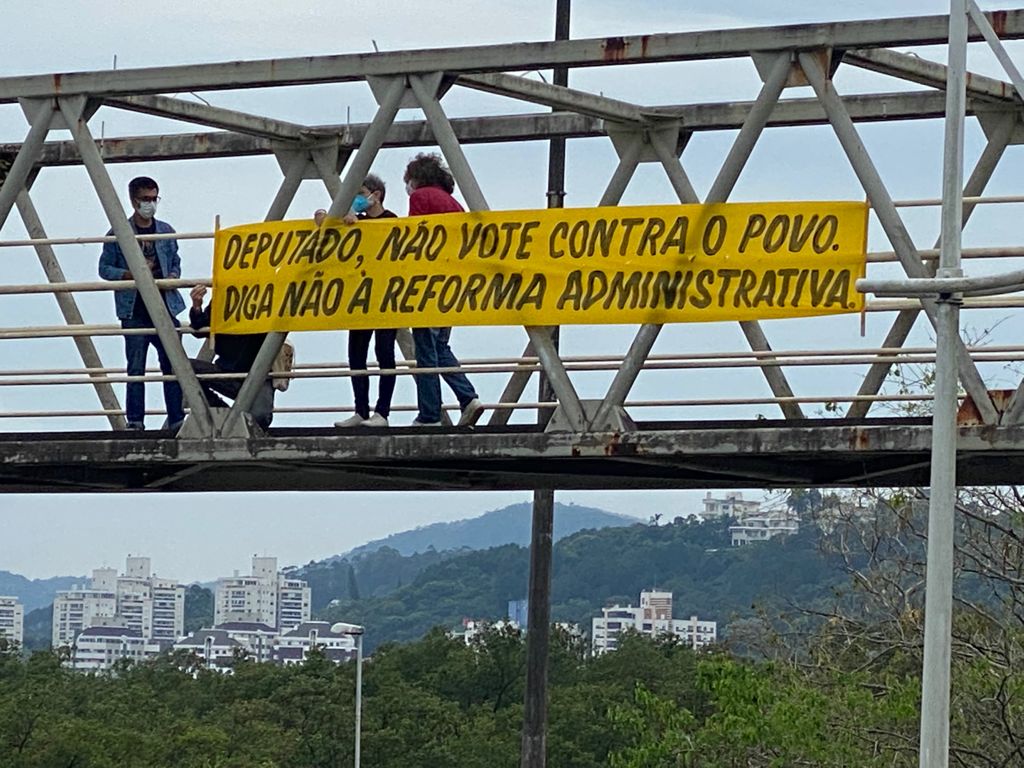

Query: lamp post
<box><xmin>331</xmin><ymin>622</ymin><xmax>364</xmax><ymax>768</ymax></box>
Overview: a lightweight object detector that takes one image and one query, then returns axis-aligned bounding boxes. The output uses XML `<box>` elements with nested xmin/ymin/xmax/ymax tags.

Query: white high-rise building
<box><xmin>53</xmin><ymin>588</ymin><xmax>117</xmax><ymax>648</ymax></box>
<box><xmin>0</xmin><ymin>596</ymin><xmax>24</xmax><ymax>647</ymax></box>
<box><xmin>592</xmin><ymin>590</ymin><xmax>716</xmax><ymax>655</ymax></box>
<box><xmin>52</xmin><ymin>556</ymin><xmax>184</xmax><ymax>653</ymax></box>
<box><xmin>214</xmin><ymin>556</ymin><xmax>311</xmax><ymax>632</ymax></box>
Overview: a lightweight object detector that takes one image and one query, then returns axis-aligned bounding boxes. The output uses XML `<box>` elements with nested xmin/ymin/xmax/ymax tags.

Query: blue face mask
<box><xmin>352</xmin><ymin>194</ymin><xmax>371</xmax><ymax>214</ymax></box>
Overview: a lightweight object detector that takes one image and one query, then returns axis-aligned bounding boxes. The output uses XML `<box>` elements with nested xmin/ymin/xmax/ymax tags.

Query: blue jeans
<box><xmin>412</xmin><ymin>327</ymin><xmax>477</xmax><ymax>423</ymax></box>
<box><xmin>123</xmin><ymin>315</ymin><xmax>184</xmax><ymax>426</ymax></box>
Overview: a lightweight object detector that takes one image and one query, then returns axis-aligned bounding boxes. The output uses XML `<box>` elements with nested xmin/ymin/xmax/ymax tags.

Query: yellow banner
<box><xmin>211</xmin><ymin>202</ymin><xmax>868</xmax><ymax>333</ymax></box>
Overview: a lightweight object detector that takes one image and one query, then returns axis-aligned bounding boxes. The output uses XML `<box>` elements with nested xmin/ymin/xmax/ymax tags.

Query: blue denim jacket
<box><xmin>98</xmin><ymin>218</ymin><xmax>186</xmax><ymax>320</ymax></box>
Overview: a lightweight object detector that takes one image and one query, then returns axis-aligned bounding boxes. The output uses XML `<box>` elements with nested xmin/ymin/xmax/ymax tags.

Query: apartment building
<box><xmin>0</xmin><ymin>596</ymin><xmax>24</xmax><ymax>646</ymax></box>
<box><xmin>273</xmin><ymin>621</ymin><xmax>355</xmax><ymax>665</ymax></box>
<box><xmin>729</xmin><ymin>513</ymin><xmax>800</xmax><ymax>546</ymax></box>
<box><xmin>592</xmin><ymin>590</ymin><xmax>716</xmax><ymax>655</ymax></box>
<box><xmin>701</xmin><ymin>491</ymin><xmax>763</xmax><ymax>519</ymax></box>
<box><xmin>214</xmin><ymin>556</ymin><xmax>311</xmax><ymax>632</ymax></box>
<box><xmin>70</xmin><ymin>625</ymin><xmax>161</xmax><ymax>672</ymax></box>
<box><xmin>52</xmin><ymin>556</ymin><xmax>184</xmax><ymax>651</ymax></box>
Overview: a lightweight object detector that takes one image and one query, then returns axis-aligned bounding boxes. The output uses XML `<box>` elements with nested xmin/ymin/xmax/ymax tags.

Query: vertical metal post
<box><xmin>538</xmin><ymin>0</ymin><xmax>570</xmax><ymax>427</ymax></box>
<box><xmin>354</xmin><ymin>632</ymin><xmax>363</xmax><ymax>768</ymax></box>
<box><xmin>521</xmin><ymin>488</ymin><xmax>554</xmax><ymax>768</ymax></box>
<box><xmin>919</xmin><ymin>4</ymin><xmax>967</xmax><ymax>767</ymax></box>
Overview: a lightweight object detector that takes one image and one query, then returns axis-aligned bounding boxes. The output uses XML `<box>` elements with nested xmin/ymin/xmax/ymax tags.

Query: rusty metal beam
<box><xmin>1</xmin><ymin>91</ymin><xmax>997</xmax><ymax>167</ymax></box>
<box><xmin>2</xmin><ymin>11</ymin><xmax>1024</xmax><ymax>100</ymax></box>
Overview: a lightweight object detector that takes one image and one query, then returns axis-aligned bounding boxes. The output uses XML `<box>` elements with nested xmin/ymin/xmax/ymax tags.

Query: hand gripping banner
<box><xmin>211</xmin><ymin>201</ymin><xmax>868</xmax><ymax>333</ymax></box>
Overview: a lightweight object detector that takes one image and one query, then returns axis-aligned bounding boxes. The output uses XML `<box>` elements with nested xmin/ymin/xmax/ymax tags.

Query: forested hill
<box><xmin>0</xmin><ymin>571</ymin><xmax>81</xmax><ymax>612</ymax></box>
<box><xmin>319</xmin><ymin>516</ymin><xmax>848</xmax><ymax>652</ymax></box>
<box><xmin>334</xmin><ymin>501</ymin><xmax>635</xmax><ymax>559</ymax></box>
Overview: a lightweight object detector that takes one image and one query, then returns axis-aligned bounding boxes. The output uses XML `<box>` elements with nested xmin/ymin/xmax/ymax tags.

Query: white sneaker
<box><xmin>364</xmin><ymin>413</ymin><xmax>389</xmax><ymax>428</ymax></box>
<box><xmin>334</xmin><ymin>414</ymin><xmax>367</xmax><ymax>428</ymax></box>
<box><xmin>411</xmin><ymin>417</ymin><xmax>443</xmax><ymax>427</ymax></box>
<box><xmin>458</xmin><ymin>398</ymin><xmax>484</xmax><ymax>426</ymax></box>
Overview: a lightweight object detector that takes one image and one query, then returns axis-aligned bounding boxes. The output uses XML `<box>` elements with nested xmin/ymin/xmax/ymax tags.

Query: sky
<box><xmin>2</xmin><ymin>1</ymin><xmax>1023</xmax><ymax>583</ymax></box>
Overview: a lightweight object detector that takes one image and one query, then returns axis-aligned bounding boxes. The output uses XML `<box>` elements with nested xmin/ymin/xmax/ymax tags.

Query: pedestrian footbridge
<box><xmin>3</xmin><ymin>9</ymin><xmax>1024</xmax><ymax>494</ymax></box>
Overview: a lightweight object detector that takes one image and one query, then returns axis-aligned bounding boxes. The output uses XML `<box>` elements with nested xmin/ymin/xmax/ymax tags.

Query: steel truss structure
<box><xmin>0</xmin><ymin>9</ymin><xmax>1024</xmax><ymax>443</ymax></box>
<box><xmin>3</xmin><ymin>9</ymin><xmax>1024</xmax><ymax>765</ymax></box>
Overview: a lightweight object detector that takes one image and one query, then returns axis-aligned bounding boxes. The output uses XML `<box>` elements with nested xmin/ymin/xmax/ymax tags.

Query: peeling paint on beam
<box><xmin>1</xmin><ymin>11</ymin><xmax>1023</xmax><ymax>100</ymax></box>
<box><xmin>2</xmin><ymin>92</ymin><xmax>998</xmax><ymax>167</ymax></box>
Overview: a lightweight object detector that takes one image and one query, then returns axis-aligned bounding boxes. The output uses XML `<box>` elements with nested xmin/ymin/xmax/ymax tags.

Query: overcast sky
<box><xmin>1</xmin><ymin>1</ymin><xmax>1022</xmax><ymax>583</ymax></box>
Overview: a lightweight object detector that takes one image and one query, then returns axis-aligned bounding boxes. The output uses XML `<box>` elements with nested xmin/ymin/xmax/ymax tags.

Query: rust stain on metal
<box><xmin>850</xmin><ymin>429</ymin><xmax>871</xmax><ymax>451</ymax></box>
<box><xmin>640</xmin><ymin>35</ymin><xmax>651</xmax><ymax>58</ymax></box>
<box><xmin>603</xmin><ymin>37</ymin><xmax>629</xmax><ymax>62</ymax></box>
<box><xmin>991</xmin><ymin>10</ymin><xmax>1008</xmax><ymax>37</ymax></box>
<box><xmin>957</xmin><ymin>389</ymin><xmax>1015</xmax><ymax>425</ymax></box>
<box><xmin>52</xmin><ymin>74</ymin><xmax>62</xmax><ymax>94</ymax></box>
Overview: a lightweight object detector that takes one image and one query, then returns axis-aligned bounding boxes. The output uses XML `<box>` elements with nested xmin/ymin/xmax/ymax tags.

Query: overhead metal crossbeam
<box><xmin>2</xmin><ymin>11</ymin><xmax>1024</xmax><ymax>100</ymax></box>
<box><xmin>845</xmin><ymin>47</ymin><xmax>1020</xmax><ymax>103</ymax></box>
<box><xmin>0</xmin><ymin>92</ymin><xmax>997</xmax><ymax>166</ymax></box>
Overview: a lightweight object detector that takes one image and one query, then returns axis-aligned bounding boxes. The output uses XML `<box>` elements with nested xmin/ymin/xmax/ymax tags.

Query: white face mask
<box><xmin>137</xmin><ymin>200</ymin><xmax>157</xmax><ymax>218</ymax></box>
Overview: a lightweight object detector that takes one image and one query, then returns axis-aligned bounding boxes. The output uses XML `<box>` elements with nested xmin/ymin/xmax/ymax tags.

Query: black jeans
<box><xmin>190</xmin><ymin>359</ymin><xmax>274</xmax><ymax>429</ymax></box>
<box><xmin>348</xmin><ymin>329</ymin><xmax>397</xmax><ymax>418</ymax></box>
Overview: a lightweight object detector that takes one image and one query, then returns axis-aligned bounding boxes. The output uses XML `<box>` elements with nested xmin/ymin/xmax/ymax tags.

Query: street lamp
<box><xmin>331</xmin><ymin>622</ymin><xmax>364</xmax><ymax>768</ymax></box>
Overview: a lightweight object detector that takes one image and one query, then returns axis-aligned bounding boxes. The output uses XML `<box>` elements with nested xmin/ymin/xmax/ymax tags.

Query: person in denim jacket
<box><xmin>98</xmin><ymin>176</ymin><xmax>186</xmax><ymax>431</ymax></box>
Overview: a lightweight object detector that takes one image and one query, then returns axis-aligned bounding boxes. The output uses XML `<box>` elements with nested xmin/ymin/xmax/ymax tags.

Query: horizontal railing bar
<box><xmin>0</xmin><ymin>232</ymin><xmax>213</xmax><ymax>248</ymax></box>
<box><xmin>0</xmin><ymin>278</ymin><xmax>210</xmax><ymax>295</ymax></box>
<box><xmin>2</xmin><ymin>294</ymin><xmax>1023</xmax><ymax>340</ymax></box>
<box><xmin>3</xmin><ymin>192</ymin><xmax>1024</xmax><ymax>249</ymax></box>
<box><xmin>3</xmin><ymin>348</ymin><xmax>1021</xmax><ymax>387</ymax></box>
<box><xmin>3</xmin><ymin>342</ymin><xmax>1023</xmax><ymax>378</ymax></box>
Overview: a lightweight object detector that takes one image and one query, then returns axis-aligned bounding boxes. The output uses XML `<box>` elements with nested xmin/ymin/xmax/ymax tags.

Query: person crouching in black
<box><xmin>188</xmin><ymin>285</ymin><xmax>275</xmax><ymax>429</ymax></box>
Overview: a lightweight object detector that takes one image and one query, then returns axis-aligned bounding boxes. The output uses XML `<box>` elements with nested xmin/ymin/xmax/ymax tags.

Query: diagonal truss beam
<box><xmin>222</xmin><ymin>77</ymin><xmax>407</xmax><ymax>437</ymax></box>
<box><xmin>0</xmin><ymin>100</ymin><xmax>53</xmax><ymax>231</ymax></box>
<box><xmin>799</xmin><ymin>50</ymin><xmax>999</xmax><ymax>425</ymax></box>
<box><xmin>105</xmin><ymin>94</ymin><xmax>311</xmax><ymax>140</ymax></box>
<box><xmin>16</xmin><ymin>187</ymin><xmax>125</xmax><ymax>429</ymax></box>
<box><xmin>593</xmin><ymin>52</ymin><xmax>803</xmax><ymax>428</ymax></box>
<box><xmin>57</xmin><ymin>95</ymin><xmax>215</xmax><ymax>435</ymax></box>
<box><xmin>409</xmin><ymin>72</ymin><xmax>588</xmax><ymax>431</ymax></box>
<box><xmin>844</xmin><ymin>47</ymin><xmax>1019</xmax><ymax>103</ymax></box>
<box><xmin>847</xmin><ymin>112</ymin><xmax>1017</xmax><ymax>418</ymax></box>
<box><xmin>968</xmin><ymin>0</ymin><xmax>1024</xmax><ymax>104</ymax></box>
<box><xmin>458</xmin><ymin>73</ymin><xmax>644</xmax><ymax>123</ymax></box>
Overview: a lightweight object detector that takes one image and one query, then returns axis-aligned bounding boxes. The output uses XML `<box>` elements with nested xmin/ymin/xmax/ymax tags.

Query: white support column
<box><xmin>919</xmin><ymin>3</ymin><xmax>968</xmax><ymax>766</ymax></box>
